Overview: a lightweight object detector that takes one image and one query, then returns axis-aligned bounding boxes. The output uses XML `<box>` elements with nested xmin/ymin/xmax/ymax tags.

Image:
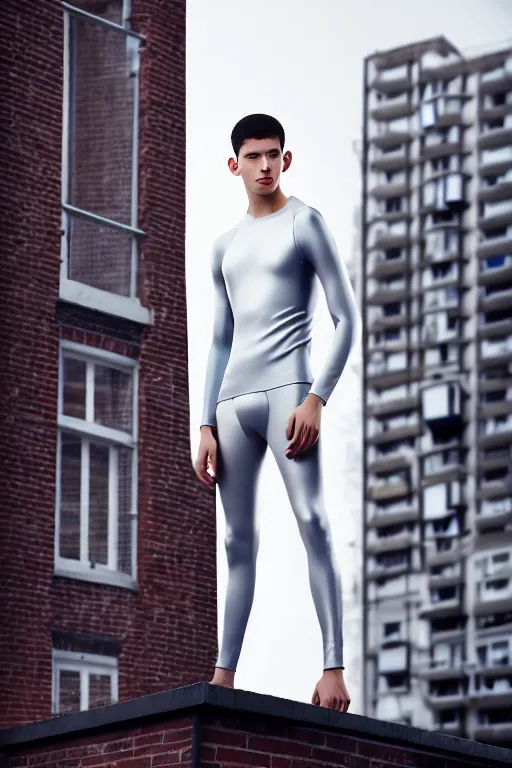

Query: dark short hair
<box><xmin>231</xmin><ymin>114</ymin><xmax>285</xmax><ymax>158</ymax></box>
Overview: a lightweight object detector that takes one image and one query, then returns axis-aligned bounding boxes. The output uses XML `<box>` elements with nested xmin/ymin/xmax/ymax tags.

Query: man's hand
<box><xmin>311</xmin><ymin>668</ymin><xmax>350</xmax><ymax>712</ymax></box>
<box><xmin>285</xmin><ymin>393</ymin><xmax>323</xmax><ymax>459</ymax></box>
<box><xmin>194</xmin><ymin>426</ymin><xmax>218</xmax><ymax>488</ymax></box>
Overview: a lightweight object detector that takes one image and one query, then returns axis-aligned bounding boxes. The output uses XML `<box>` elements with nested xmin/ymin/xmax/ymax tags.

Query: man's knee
<box><xmin>225</xmin><ymin>527</ymin><xmax>256</xmax><ymax>566</ymax></box>
<box><xmin>296</xmin><ymin>508</ymin><xmax>332</xmax><ymax>554</ymax></box>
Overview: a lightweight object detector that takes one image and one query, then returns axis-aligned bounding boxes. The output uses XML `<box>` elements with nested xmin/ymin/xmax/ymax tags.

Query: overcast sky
<box><xmin>186</xmin><ymin>1</ymin><xmax>512</xmax><ymax>713</ymax></box>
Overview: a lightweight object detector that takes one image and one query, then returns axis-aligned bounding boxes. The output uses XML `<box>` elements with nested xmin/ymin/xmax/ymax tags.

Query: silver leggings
<box><xmin>215</xmin><ymin>381</ymin><xmax>343</xmax><ymax>672</ymax></box>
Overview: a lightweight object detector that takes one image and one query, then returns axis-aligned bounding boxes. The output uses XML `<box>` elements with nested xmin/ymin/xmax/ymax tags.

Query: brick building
<box><xmin>0</xmin><ymin>0</ymin><xmax>217</xmax><ymax>727</ymax></box>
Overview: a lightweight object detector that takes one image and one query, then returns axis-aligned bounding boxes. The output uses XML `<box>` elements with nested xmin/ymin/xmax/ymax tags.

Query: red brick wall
<box><xmin>1</xmin><ymin>705</ymin><xmax>504</xmax><ymax>768</ymax></box>
<box><xmin>2</xmin><ymin>716</ymin><xmax>194</xmax><ymax>768</ymax></box>
<box><xmin>198</xmin><ymin>713</ymin><xmax>502</xmax><ymax>768</ymax></box>
<box><xmin>0</xmin><ymin>0</ymin><xmax>217</xmax><ymax>728</ymax></box>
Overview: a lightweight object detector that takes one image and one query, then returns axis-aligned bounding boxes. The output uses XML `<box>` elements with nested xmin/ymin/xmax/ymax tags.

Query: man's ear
<box><xmin>282</xmin><ymin>150</ymin><xmax>292</xmax><ymax>172</ymax></box>
<box><xmin>228</xmin><ymin>157</ymin><xmax>240</xmax><ymax>176</ymax></box>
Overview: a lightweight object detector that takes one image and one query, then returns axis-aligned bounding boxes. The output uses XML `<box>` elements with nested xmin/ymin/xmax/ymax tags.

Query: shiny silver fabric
<box><xmin>200</xmin><ymin>194</ymin><xmax>361</xmax><ymax>672</ymax></box>
<box><xmin>215</xmin><ymin>382</ymin><xmax>343</xmax><ymax>671</ymax></box>
<box><xmin>200</xmin><ymin>195</ymin><xmax>360</xmax><ymax>428</ymax></box>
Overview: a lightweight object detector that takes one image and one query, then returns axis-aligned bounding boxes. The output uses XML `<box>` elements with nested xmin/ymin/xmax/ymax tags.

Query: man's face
<box><xmin>230</xmin><ymin>137</ymin><xmax>291</xmax><ymax>194</ymax></box>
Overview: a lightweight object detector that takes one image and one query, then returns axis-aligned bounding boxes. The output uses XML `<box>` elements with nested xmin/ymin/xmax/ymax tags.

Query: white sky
<box><xmin>186</xmin><ymin>1</ymin><xmax>512</xmax><ymax>713</ymax></box>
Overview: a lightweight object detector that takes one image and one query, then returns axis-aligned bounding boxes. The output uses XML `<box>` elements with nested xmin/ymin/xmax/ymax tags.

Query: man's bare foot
<box><xmin>311</xmin><ymin>668</ymin><xmax>350</xmax><ymax>712</ymax></box>
<box><xmin>210</xmin><ymin>667</ymin><xmax>235</xmax><ymax>688</ymax></box>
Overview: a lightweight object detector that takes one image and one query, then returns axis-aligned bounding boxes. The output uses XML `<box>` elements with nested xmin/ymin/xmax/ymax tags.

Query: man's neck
<box><xmin>246</xmin><ymin>188</ymin><xmax>289</xmax><ymax>219</ymax></box>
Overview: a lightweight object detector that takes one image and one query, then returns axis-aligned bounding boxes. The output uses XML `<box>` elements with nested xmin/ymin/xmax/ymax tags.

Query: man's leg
<box><xmin>212</xmin><ymin>393</ymin><xmax>268</xmax><ymax>686</ymax></box>
<box><xmin>265</xmin><ymin>383</ymin><xmax>350</xmax><ymax>711</ymax></box>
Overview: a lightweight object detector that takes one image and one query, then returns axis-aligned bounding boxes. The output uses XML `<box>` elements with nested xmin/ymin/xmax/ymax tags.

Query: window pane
<box><xmin>67</xmin><ymin>214</ymin><xmax>135</xmax><ymax>296</ymax></box>
<box><xmin>68</xmin><ymin>0</ymin><xmax>123</xmax><ymax>25</ymax></box>
<box><xmin>68</xmin><ymin>14</ymin><xmax>135</xmax><ymax>225</ymax></box>
<box><xmin>89</xmin><ymin>672</ymin><xmax>113</xmax><ymax>709</ymax></box>
<box><xmin>94</xmin><ymin>364</ymin><xmax>133</xmax><ymax>432</ymax></box>
<box><xmin>60</xmin><ymin>433</ymin><xmax>82</xmax><ymax>560</ymax></box>
<box><xmin>58</xmin><ymin>669</ymin><xmax>81</xmax><ymax>714</ymax></box>
<box><xmin>63</xmin><ymin>356</ymin><xmax>86</xmax><ymax>419</ymax></box>
<box><xmin>118</xmin><ymin>447</ymin><xmax>133</xmax><ymax>574</ymax></box>
<box><xmin>89</xmin><ymin>443</ymin><xmax>109</xmax><ymax>566</ymax></box>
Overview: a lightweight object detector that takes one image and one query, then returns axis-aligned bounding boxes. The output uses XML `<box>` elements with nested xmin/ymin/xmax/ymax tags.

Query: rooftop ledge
<box><xmin>1</xmin><ymin>683</ymin><xmax>512</xmax><ymax>766</ymax></box>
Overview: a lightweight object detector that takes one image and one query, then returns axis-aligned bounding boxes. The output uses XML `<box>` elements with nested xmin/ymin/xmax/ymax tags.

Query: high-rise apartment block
<box><xmin>362</xmin><ymin>36</ymin><xmax>512</xmax><ymax>746</ymax></box>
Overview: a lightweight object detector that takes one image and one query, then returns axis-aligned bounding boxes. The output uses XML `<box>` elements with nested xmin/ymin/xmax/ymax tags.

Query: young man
<box><xmin>194</xmin><ymin>114</ymin><xmax>361</xmax><ymax>712</ymax></box>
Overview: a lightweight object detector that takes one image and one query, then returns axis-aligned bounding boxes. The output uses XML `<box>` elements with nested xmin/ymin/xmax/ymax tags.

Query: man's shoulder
<box><xmin>292</xmin><ymin>198</ymin><xmax>324</xmax><ymax>229</ymax></box>
<box><xmin>213</xmin><ymin>224</ymin><xmax>239</xmax><ymax>250</ymax></box>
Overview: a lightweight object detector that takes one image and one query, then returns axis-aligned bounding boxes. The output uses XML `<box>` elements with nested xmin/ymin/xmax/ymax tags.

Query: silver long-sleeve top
<box><xmin>200</xmin><ymin>195</ymin><xmax>361</xmax><ymax>428</ymax></box>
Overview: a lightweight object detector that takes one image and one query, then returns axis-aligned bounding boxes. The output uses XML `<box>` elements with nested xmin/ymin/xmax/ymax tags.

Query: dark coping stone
<box><xmin>0</xmin><ymin>682</ymin><xmax>511</xmax><ymax>765</ymax></box>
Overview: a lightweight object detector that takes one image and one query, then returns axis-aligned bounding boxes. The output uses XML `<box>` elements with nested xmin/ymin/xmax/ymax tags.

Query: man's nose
<box><xmin>261</xmin><ymin>156</ymin><xmax>270</xmax><ymax>171</ymax></box>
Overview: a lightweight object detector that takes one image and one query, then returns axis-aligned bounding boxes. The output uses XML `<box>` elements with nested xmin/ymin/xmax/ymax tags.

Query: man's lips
<box><xmin>257</xmin><ymin>178</ymin><xmax>273</xmax><ymax>184</ymax></box>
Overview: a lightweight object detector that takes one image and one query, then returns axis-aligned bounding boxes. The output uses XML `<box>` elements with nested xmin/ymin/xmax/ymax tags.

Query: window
<box><xmin>60</xmin><ymin>1</ymin><xmax>150</xmax><ymax>324</ymax></box>
<box><xmin>383</xmin><ymin>301</ymin><xmax>402</xmax><ymax>317</ymax></box>
<box><xmin>52</xmin><ymin>648</ymin><xmax>118</xmax><ymax>715</ymax></box>
<box><xmin>55</xmin><ymin>342</ymin><xmax>138</xmax><ymax>588</ymax></box>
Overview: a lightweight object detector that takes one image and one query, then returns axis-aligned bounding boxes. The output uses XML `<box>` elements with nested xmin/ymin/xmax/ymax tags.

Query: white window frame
<box><xmin>60</xmin><ymin>2</ymin><xmax>152</xmax><ymax>325</ymax></box>
<box><xmin>54</xmin><ymin>340</ymin><xmax>138</xmax><ymax>589</ymax></box>
<box><xmin>52</xmin><ymin>648</ymin><xmax>118</xmax><ymax>715</ymax></box>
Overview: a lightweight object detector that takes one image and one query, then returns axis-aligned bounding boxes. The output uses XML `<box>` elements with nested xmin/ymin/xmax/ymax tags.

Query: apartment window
<box><xmin>385</xmin><ymin>247</ymin><xmax>402</xmax><ymax>260</ymax></box>
<box><xmin>55</xmin><ymin>342</ymin><xmax>138</xmax><ymax>588</ymax></box>
<box><xmin>385</xmin><ymin>197</ymin><xmax>402</xmax><ymax>214</ymax></box>
<box><xmin>383</xmin><ymin>301</ymin><xmax>402</xmax><ymax>317</ymax></box>
<box><xmin>384</xmin><ymin>621</ymin><xmax>401</xmax><ymax>640</ymax></box>
<box><xmin>52</xmin><ymin>648</ymin><xmax>118</xmax><ymax>715</ymax></box>
<box><xmin>61</xmin><ymin>1</ymin><xmax>149</xmax><ymax>323</ymax></box>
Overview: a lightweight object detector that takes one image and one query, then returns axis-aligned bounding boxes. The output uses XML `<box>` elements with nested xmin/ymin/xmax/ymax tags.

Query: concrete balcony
<box><xmin>479</xmin><ymin>199</ymin><xmax>512</xmax><ymax>230</ymax></box>
<box><xmin>366</xmin><ymin>365</ymin><xmax>423</xmax><ymax>389</ymax></box>
<box><xmin>480</xmin><ymin>146</ymin><xmax>512</xmax><ymax>177</ymax></box>
<box><xmin>473</xmin><ymin>663</ymin><xmax>512</xmax><ymax>680</ymax></box>
<box><xmin>479</xmin><ymin>285</ymin><xmax>512</xmax><ymax>313</ymax></box>
<box><xmin>479</xmin><ymin>124</ymin><xmax>512</xmax><ymax>151</ymax></box>
<box><xmin>367</xmin><ymin>393</ymin><xmax>418</xmax><ymax>418</ymax></box>
<box><xmin>476</xmin><ymin>498</ymin><xmax>512</xmax><ymax>533</ymax></box>
<box><xmin>367</xmin><ymin>454</ymin><xmax>410</xmax><ymax>475</ymax></box>
<box><xmin>426</xmin><ymin>688</ymin><xmax>467</xmax><ymax>710</ymax></box>
<box><xmin>367</xmin><ymin>481</ymin><xmax>411</xmax><ymax>504</ymax></box>
<box><xmin>419</xmin><ymin>597</ymin><xmax>464</xmax><ymax>621</ymax></box>
<box><xmin>475</xmin><ymin>593</ymin><xmax>512</xmax><ymax>617</ymax></box>
<box><xmin>370</xmin><ymin>146</ymin><xmax>408</xmax><ymax>173</ymax></box>
<box><xmin>435</xmin><ymin>722</ymin><xmax>465</xmax><ymax>738</ymax></box>
<box><xmin>370</xmin><ymin>63</ymin><xmax>411</xmax><ymax>93</ymax></box>
<box><xmin>477</xmin><ymin>479</ymin><xmax>512</xmax><ymax>504</ymax></box>
<box><xmin>416</xmin><ymin>660</ymin><xmax>467</xmax><ymax>681</ymax></box>
<box><xmin>478</xmin><ymin>257</ymin><xmax>512</xmax><ymax>286</ymax></box>
<box><xmin>429</xmin><ymin>571</ymin><xmax>464</xmax><ymax>590</ymax></box>
<box><xmin>367</xmin><ymin>284</ymin><xmax>408</xmax><ymax>306</ymax></box>
<box><xmin>366</xmin><ymin>530</ymin><xmax>416</xmax><ymax>555</ymax></box>
<box><xmin>367</xmin><ymin>422</ymin><xmax>422</xmax><ymax>446</ymax></box>
<box><xmin>422</xmin><ymin>466</ymin><xmax>466</xmax><ymax>489</ymax></box>
<box><xmin>478</xmin><ymin>317</ymin><xmax>512</xmax><ymax>340</ymax></box>
<box><xmin>369</xmin><ymin>177</ymin><xmax>408</xmax><ymax>199</ymax></box>
<box><xmin>478</xmin><ymin>400</ymin><xmax>512</xmax><ymax>420</ymax></box>
<box><xmin>422</xmin><ymin>135</ymin><xmax>463</xmax><ymax>161</ymax></box>
<box><xmin>369</xmin><ymin>229</ymin><xmax>410</xmax><ymax>252</ymax></box>
<box><xmin>367</xmin><ymin>504</ymin><xmax>420</xmax><ymax>530</ymax></box>
<box><xmin>480</xmin><ymin>63</ymin><xmax>512</xmax><ymax>94</ymax></box>
<box><xmin>478</xmin><ymin>424</ymin><xmax>512</xmax><ymax>450</ymax></box>
<box><xmin>470</xmin><ymin>684</ymin><xmax>512</xmax><ymax>709</ymax></box>
<box><xmin>426</xmin><ymin>540</ymin><xmax>467</xmax><ymax>568</ymax></box>
<box><xmin>371</xmin><ymin>93</ymin><xmax>415</xmax><ymax>122</ymax></box>
<box><xmin>479</xmin><ymin>179</ymin><xmax>512</xmax><ymax>204</ymax></box>
<box><xmin>368</xmin><ymin>253</ymin><xmax>409</xmax><ymax>280</ymax></box>
<box><xmin>480</xmin><ymin>336</ymin><xmax>512</xmax><ymax>366</ymax></box>
<box><xmin>365</xmin><ymin>561</ymin><xmax>411</xmax><ymax>582</ymax></box>
<box><xmin>473</xmin><ymin>722</ymin><xmax>512</xmax><ymax>743</ymax></box>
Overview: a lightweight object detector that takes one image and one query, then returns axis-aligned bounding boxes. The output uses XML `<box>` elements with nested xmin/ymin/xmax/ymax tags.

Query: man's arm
<box><xmin>200</xmin><ymin>239</ymin><xmax>234</xmax><ymax>429</ymax></box>
<box><xmin>293</xmin><ymin>205</ymin><xmax>362</xmax><ymax>404</ymax></box>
